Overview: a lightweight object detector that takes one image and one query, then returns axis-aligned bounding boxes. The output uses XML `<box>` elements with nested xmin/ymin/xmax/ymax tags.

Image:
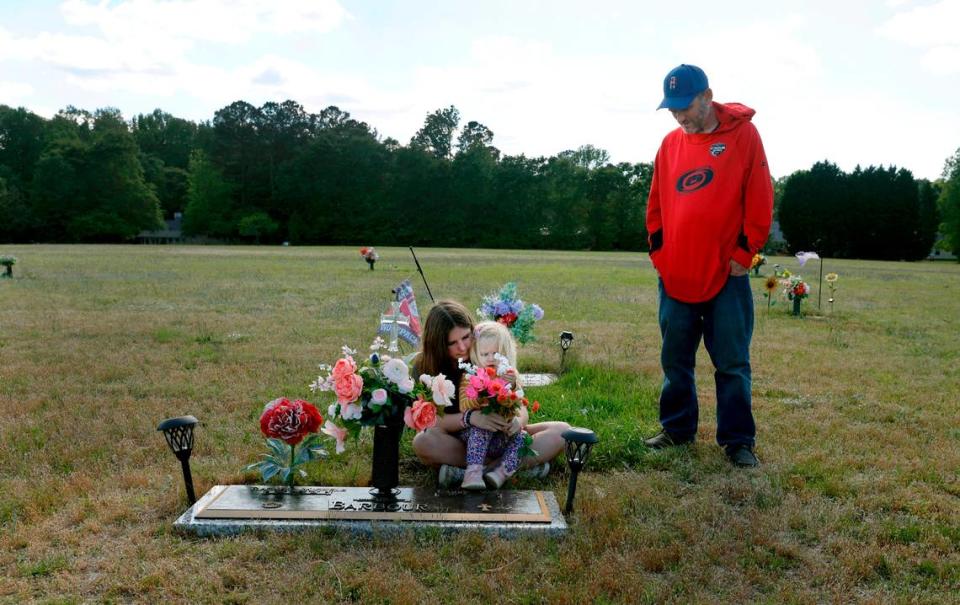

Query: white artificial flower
<box><xmin>398</xmin><ymin>377</ymin><xmax>415</xmax><ymax>394</ymax></box>
<box><xmin>341</xmin><ymin>345</ymin><xmax>357</xmax><ymax>356</ymax></box>
<box><xmin>493</xmin><ymin>353</ymin><xmax>512</xmax><ymax>376</ymax></box>
<box><xmin>419</xmin><ymin>373</ymin><xmax>432</xmax><ymax>386</ymax></box>
<box><xmin>328</xmin><ymin>403</ymin><xmax>339</xmax><ymax>418</ymax></box>
<box><xmin>382</xmin><ymin>358</ymin><xmax>409</xmax><ymax>384</ymax></box>
<box><xmin>370</xmin><ymin>336</ymin><xmax>385</xmax><ymax>351</ymax></box>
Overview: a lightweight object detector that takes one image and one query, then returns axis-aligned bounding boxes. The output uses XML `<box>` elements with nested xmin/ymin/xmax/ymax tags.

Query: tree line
<box><xmin>1</xmin><ymin>101</ymin><xmax>958</xmax><ymax>259</ymax></box>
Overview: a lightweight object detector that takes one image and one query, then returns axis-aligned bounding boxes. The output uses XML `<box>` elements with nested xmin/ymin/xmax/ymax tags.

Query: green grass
<box><xmin>1</xmin><ymin>244</ymin><xmax>959</xmax><ymax>603</ymax></box>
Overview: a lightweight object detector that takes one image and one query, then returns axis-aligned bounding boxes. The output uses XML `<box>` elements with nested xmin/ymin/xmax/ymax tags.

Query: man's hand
<box><xmin>729</xmin><ymin>259</ymin><xmax>749</xmax><ymax>276</ymax></box>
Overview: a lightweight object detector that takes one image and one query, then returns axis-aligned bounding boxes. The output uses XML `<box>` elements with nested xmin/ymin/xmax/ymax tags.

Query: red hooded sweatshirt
<box><xmin>646</xmin><ymin>102</ymin><xmax>773</xmax><ymax>303</ymax></box>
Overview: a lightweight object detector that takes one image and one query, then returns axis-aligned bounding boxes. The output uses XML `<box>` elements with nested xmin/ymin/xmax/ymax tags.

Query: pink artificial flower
<box><xmin>332</xmin><ymin>356</ymin><xmax>357</xmax><ymax>381</ymax></box>
<box><xmin>370</xmin><ymin>388</ymin><xmax>388</xmax><ymax>405</ymax></box>
<box><xmin>403</xmin><ymin>397</ymin><xmax>438</xmax><ymax>432</ymax></box>
<box><xmin>321</xmin><ymin>420</ymin><xmax>348</xmax><ymax>454</ymax></box>
<box><xmin>465</xmin><ymin>385</ymin><xmax>479</xmax><ymax>399</ymax></box>
<box><xmin>431</xmin><ymin>373</ymin><xmax>455</xmax><ymax>407</ymax></box>
<box><xmin>341</xmin><ymin>402</ymin><xmax>363</xmax><ymax>420</ymax></box>
<box><xmin>334</xmin><ymin>372</ymin><xmax>363</xmax><ymax>404</ymax></box>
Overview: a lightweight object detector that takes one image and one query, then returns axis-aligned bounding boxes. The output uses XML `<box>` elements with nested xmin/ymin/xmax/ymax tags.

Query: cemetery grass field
<box><xmin>1</xmin><ymin>245</ymin><xmax>958</xmax><ymax>604</ymax></box>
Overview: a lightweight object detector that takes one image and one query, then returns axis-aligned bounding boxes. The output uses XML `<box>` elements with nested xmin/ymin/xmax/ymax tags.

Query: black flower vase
<box><xmin>371</xmin><ymin>410</ymin><xmax>404</xmax><ymax>498</ymax></box>
<box><xmin>792</xmin><ymin>297</ymin><xmax>802</xmax><ymax>317</ymax></box>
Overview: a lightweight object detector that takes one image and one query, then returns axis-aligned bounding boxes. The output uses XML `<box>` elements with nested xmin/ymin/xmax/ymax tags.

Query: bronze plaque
<box><xmin>194</xmin><ymin>485</ymin><xmax>553</xmax><ymax>523</ymax></box>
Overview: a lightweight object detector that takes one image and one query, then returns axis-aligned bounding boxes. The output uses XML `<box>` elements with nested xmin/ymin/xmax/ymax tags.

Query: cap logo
<box><xmin>710</xmin><ymin>143</ymin><xmax>726</xmax><ymax>157</ymax></box>
<box><xmin>669</xmin><ymin>76</ymin><xmax>677</xmax><ymax>90</ymax></box>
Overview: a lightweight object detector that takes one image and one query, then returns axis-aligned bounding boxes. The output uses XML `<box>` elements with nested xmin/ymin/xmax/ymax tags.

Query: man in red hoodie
<box><xmin>644</xmin><ymin>64</ymin><xmax>772</xmax><ymax>467</ymax></box>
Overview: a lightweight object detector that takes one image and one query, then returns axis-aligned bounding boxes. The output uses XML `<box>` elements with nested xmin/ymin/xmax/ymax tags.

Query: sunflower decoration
<box><xmin>825</xmin><ymin>272</ymin><xmax>839</xmax><ymax>311</ymax></box>
<box><xmin>751</xmin><ymin>253</ymin><xmax>767</xmax><ymax>276</ymax></box>
<box><xmin>763</xmin><ymin>275</ymin><xmax>778</xmax><ymax>312</ymax></box>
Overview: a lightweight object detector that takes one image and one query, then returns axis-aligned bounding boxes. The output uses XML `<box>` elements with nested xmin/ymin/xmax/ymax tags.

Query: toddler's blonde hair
<box><xmin>469</xmin><ymin>321</ymin><xmax>517</xmax><ymax>368</ymax></box>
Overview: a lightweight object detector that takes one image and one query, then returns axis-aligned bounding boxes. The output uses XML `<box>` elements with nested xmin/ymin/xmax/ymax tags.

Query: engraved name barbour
<box><xmin>330</xmin><ymin>500</ymin><xmax>430</xmax><ymax>512</ymax></box>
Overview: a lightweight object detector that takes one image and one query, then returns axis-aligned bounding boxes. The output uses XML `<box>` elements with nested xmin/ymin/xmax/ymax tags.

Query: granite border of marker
<box><xmin>174</xmin><ymin>485</ymin><xmax>568</xmax><ymax>538</ymax></box>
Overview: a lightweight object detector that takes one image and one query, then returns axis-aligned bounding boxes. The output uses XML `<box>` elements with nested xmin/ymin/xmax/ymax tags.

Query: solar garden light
<box><xmin>559</xmin><ymin>331</ymin><xmax>574</xmax><ymax>373</ymax></box>
<box><xmin>562</xmin><ymin>427</ymin><xmax>598</xmax><ymax>515</ymax></box>
<box><xmin>157</xmin><ymin>416</ymin><xmax>198</xmax><ymax>505</ymax></box>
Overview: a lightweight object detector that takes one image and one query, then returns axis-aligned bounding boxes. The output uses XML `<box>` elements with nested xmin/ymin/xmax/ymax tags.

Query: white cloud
<box><xmin>879</xmin><ymin>0</ymin><xmax>960</xmax><ymax>74</ymax></box>
<box><xmin>0</xmin><ymin>80</ymin><xmax>35</xmax><ymax>105</ymax></box>
<box><xmin>2</xmin><ymin>0</ymin><xmax>351</xmax><ymax>76</ymax></box>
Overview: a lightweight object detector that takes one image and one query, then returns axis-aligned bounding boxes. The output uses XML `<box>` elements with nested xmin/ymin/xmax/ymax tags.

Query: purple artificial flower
<box><xmin>509</xmin><ymin>300</ymin><xmax>525</xmax><ymax>314</ymax></box>
<box><xmin>530</xmin><ymin>304</ymin><xmax>544</xmax><ymax>321</ymax></box>
<box><xmin>494</xmin><ymin>301</ymin><xmax>512</xmax><ymax>316</ymax></box>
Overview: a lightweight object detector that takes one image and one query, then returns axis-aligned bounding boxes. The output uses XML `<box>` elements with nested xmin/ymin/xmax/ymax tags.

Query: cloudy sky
<box><xmin>1</xmin><ymin>0</ymin><xmax>958</xmax><ymax>179</ymax></box>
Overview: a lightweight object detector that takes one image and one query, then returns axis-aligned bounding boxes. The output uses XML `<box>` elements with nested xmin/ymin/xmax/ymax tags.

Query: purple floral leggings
<box><xmin>460</xmin><ymin>427</ymin><xmax>525</xmax><ymax>473</ymax></box>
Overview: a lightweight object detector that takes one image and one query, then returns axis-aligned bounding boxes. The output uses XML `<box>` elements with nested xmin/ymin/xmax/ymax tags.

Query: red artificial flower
<box><xmin>259</xmin><ymin>397</ymin><xmax>323</xmax><ymax>445</ymax></box>
<box><xmin>359</xmin><ymin>247</ymin><xmax>370</xmax><ymax>256</ymax></box>
<box><xmin>531</xmin><ymin>400</ymin><xmax>540</xmax><ymax>413</ymax></box>
<box><xmin>497</xmin><ymin>312</ymin><xmax>518</xmax><ymax>327</ymax></box>
<box><xmin>485</xmin><ymin>366</ymin><xmax>497</xmax><ymax>378</ymax></box>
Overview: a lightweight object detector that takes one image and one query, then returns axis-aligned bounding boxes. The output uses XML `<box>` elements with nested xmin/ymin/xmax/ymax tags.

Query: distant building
<box><xmin>137</xmin><ymin>212</ymin><xmax>184</xmax><ymax>244</ymax></box>
<box><xmin>929</xmin><ymin>233</ymin><xmax>957</xmax><ymax>260</ymax></box>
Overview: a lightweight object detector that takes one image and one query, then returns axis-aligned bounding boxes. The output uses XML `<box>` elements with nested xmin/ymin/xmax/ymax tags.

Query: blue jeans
<box><xmin>657</xmin><ymin>275</ymin><xmax>755</xmax><ymax>448</ymax></box>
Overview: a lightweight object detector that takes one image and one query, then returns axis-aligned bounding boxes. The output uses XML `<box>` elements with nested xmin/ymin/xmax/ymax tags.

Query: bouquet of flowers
<box><xmin>359</xmin><ymin>247</ymin><xmax>378</xmax><ymax>270</ymax></box>
<box><xmin>310</xmin><ymin>338</ymin><xmax>454</xmax><ymax>450</ymax></box>
<box><xmin>477</xmin><ymin>282</ymin><xmax>544</xmax><ymax>344</ymax></box>
<box><xmin>750</xmin><ymin>253</ymin><xmax>766</xmax><ymax>275</ymax></box>
<box><xmin>458</xmin><ymin>354</ymin><xmax>539</xmax><ymax>456</ymax></box>
<box><xmin>244</xmin><ymin>397</ymin><xmax>328</xmax><ymax>489</ymax></box>
<box><xmin>783</xmin><ymin>275</ymin><xmax>810</xmax><ymax>301</ymax></box>
<box><xmin>781</xmin><ymin>274</ymin><xmax>810</xmax><ymax>316</ymax></box>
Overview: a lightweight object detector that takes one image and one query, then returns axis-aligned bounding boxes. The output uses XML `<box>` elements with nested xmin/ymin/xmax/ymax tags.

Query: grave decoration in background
<box><xmin>0</xmin><ymin>255</ymin><xmax>16</xmax><ymax>278</ymax></box>
<box><xmin>377</xmin><ymin>280</ymin><xmax>422</xmax><ymax>352</ymax></box>
<box><xmin>477</xmin><ymin>282</ymin><xmax>544</xmax><ymax>345</ymax></box>
<box><xmin>782</xmin><ymin>274</ymin><xmax>810</xmax><ymax>317</ymax></box>
<box><xmin>750</xmin><ymin>253</ymin><xmax>767</xmax><ymax>276</ymax></box>
<box><xmin>360</xmin><ymin>246</ymin><xmax>379</xmax><ymax>270</ymax></box>
<box><xmin>825</xmin><ymin>272</ymin><xmax>839</xmax><ymax>314</ymax></box>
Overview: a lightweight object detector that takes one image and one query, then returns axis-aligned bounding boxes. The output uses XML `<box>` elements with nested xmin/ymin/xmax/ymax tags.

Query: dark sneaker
<box><xmin>726</xmin><ymin>445</ymin><xmax>759</xmax><ymax>468</ymax></box>
<box><xmin>643</xmin><ymin>430</ymin><xmax>694</xmax><ymax>449</ymax></box>
<box><xmin>437</xmin><ymin>464</ymin><xmax>465</xmax><ymax>488</ymax></box>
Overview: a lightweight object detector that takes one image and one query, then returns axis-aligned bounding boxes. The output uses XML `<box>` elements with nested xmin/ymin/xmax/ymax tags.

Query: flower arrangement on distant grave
<box><xmin>310</xmin><ymin>340</ymin><xmax>453</xmax><ymax>446</ymax></box>
<box><xmin>782</xmin><ymin>274</ymin><xmax>810</xmax><ymax>316</ymax></box>
<box><xmin>750</xmin><ymin>253</ymin><xmax>766</xmax><ymax>276</ymax></box>
<box><xmin>477</xmin><ymin>282</ymin><xmax>544</xmax><ymax>345</ymax></box>
<box><xmin>244</xmin><ymin>397</ymin><xmax>329</xmax><ymax>491</ymax></box>
<box><xmin>0</xmin><ymin>255</ymin><xmax>16</xmax><ymax>279</ymax></box>
<box><xmin>359</xmin><ymin>247</ymin><xmax>379</xmax><ymax>270</ymax></box>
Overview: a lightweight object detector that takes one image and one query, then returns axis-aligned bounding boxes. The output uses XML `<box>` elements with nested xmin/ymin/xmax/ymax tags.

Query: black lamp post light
<box><xmin>157</xmin><ymin>415</ymin><xmax>198</xmax><ymax>505</ymax></box>
<box><xmin>559</xmin><ymin>331</ymin><xmax>574</xmax><ymax>374</ymax></box>
<box><xmin>561</xmin><ymin>426</ymin><xmax>598</xmax><ymax>515</ymax></box>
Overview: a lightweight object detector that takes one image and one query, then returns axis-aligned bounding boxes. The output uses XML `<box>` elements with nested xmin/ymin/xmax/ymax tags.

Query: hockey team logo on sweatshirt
<box><xmin>676</xmin><ymin>167</ymin><xmax>714</xmax><ymax>193</ymax></box>
<box><xmin>710</xmin><ymin>143</ymin><xmax>726</xmax><ymax>157</ymax></box>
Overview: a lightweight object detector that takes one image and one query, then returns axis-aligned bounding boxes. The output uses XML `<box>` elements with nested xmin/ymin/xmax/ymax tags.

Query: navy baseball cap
<box><xmin>657</xmin><ymin>64</ymin><xmax>709</xmax><ymax>110</ymax></box>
